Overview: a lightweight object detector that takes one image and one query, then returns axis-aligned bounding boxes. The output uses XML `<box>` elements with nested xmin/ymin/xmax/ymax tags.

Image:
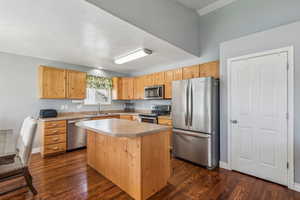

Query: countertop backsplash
<box><xmin>129</xmin><ymin>100</ymin><xmax>172</xmax><ymax>111</ymax></box>
<box><xmin>38</xmin><ymin>99</ymin><xmax>125</xmax><ymax>116</ymax></box>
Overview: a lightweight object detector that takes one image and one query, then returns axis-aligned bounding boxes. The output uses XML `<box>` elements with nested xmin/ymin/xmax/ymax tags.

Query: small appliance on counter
<box><xmin>138</xmin><ymin>105</ymin><xmax>171</xmax><ymax>124</ymax></box>
<box><xmin>39</xmin><ymin>109</ymin><xmax>58</xmax><ymax>118</ymax></box>
<box><xmin>124</xmin><ymin>103</ymin><xmax>135</xmax><ymax>112</ymax></box>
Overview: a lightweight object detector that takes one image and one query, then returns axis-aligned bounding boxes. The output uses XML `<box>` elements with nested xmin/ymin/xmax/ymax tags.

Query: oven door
<box><xmin>144</xmin><ymin>85</ymin><xmax>164</xmax><ymax>99</ymax></box>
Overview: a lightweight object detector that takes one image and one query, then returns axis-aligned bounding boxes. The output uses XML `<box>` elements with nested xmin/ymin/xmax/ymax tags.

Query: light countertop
<box><xmin>76</xmin><ymin>118</ymin><xmax>171</xmax><ymax>138</ymax></box>
<box><xmin>38</xmin><ymin>111</ymin><xmax>149</xmax><ymax>122</ymax></box>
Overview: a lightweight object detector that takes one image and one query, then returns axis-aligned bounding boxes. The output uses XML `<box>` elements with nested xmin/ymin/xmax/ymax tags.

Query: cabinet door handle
<box><xmin>53</xmin><ymin>147</ymin><xmax>59</xmax><ymax>150</ymax></box>
<box><xmin>231</xmin><ymin>120</ymin><xmax>238</xmax><ymax>124</ymax></box>
<box><xmin>53</xmin><ymin>138</ymin><xmax>59</xmax><ymax>141</ymax></box>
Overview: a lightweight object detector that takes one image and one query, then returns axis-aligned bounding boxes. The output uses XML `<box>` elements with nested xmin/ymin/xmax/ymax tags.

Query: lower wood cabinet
<box><xmin>158</xmin><ymin>118</ymin><xmax>173</xmax><ymax>150</ymax></box>
<box><xmin>40</xmin><ymin>120</ymin><xmax>67</xmax><ymax>157</ymax></box>
<box><xmin>120</xmin><ymin>115</ymin><xmax>133</xmax><ymax>121</ymax></box>
<box><xmin>87</xmin><ymin>130</ymin><xmax>171</xmax><ymax>200</ymax></box>
<box><xmin>158</xmin><ymin>118</ymin><xmax>172</xmax><ymax>126</ymax></box>
<box><xmin>43</xmin><ymin>143</ymin><xmax>67</xmax><ymax>155</ymax></box>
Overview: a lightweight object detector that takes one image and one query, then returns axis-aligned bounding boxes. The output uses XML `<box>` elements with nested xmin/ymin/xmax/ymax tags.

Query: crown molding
<box><xmin>197</xmin><ymin>0</ymin><xmax>237</xmax><ymax>16</ymax></box>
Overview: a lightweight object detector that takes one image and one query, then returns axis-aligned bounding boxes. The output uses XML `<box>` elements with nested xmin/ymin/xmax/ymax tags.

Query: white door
<box><xmin>230</xmin><ymin>52</ymin><xmax>288</xmax><ymax>185</ymax></box>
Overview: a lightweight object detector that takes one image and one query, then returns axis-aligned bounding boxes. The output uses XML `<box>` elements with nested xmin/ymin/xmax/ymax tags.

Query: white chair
<box><xmin>0</xmin><ymin>117</ymin><xmax>38</xmax><ymax>195</ymax></box>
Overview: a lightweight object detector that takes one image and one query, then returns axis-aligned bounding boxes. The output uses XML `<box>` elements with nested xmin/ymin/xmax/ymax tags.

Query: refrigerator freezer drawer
<box><xmin>173</xmin><ymin>129</ymin><xmax>216</xmax><ymax>168</ymax></box>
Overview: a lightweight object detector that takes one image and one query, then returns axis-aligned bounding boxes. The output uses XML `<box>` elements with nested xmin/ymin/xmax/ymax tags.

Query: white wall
<box><xmin>86</xmin><ymin>0</ymin><xmax>200</xmax><ymax>56</ymax></box>
<box><xmin>0</xmin><ymin>52</ymin><xmax>127</xmax><ymax>148</ymax></box>
<box><xmin>220</xmin><ymin>21</ymin><xmax>300</xmax><ymax>182</ymax></box>
<box><xmin>130</xmin><ymin>0</ymin><xmax>300</xmax><ymax>77</ymax></box>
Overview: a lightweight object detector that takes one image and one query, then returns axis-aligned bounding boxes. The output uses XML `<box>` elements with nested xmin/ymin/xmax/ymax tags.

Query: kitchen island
<box><xmin>76</xmin><ymin>119</ymin><xmax>171</xmax><ymax>200</ymax></box>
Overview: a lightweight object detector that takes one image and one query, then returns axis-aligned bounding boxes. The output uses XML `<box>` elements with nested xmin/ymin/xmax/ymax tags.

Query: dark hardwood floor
<box><xmin>1</xmin><ymin>149</ymin><xmax>299</xmax><ymax>200</ymax></box>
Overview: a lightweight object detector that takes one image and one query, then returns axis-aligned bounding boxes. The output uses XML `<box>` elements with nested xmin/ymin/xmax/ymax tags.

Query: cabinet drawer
<box><xmin>120</xmin><ymin>115</ymin><xmax>133</xmax><ymax>121</ymax></box>
<box><xmin>158</xmin><ymin>119</ymin><xmax>172</xmax><ymax>126</ymax></box>
<box><xmin>92</xmin><ymin>115</ymin><xmax>120</xmax><ymax>120</ymax></box>
<box><xmin>44</xmin><ymin>127</ymin><xmax>66</xmax><ymax>136</ymax></box>
<box><xmin>44</xmin><ymin>134</ymin><xmax>66</xmax><ymax>145</ymax></box>
<box><xmin>44</xmin><ymin>120</ymin><xmax>66</xmax><ymax>129</ymax></box>
<box><xmin>44</xmin><ymin>143</ymin><xmax>66</xmax><ymax>155</ymax></box>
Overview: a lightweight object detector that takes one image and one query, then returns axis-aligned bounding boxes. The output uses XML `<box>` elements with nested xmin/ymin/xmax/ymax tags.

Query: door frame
<box><xmin>227</xmin><ymin>46</ymin><xmax>294</xmax><ymax>189</ymax></box>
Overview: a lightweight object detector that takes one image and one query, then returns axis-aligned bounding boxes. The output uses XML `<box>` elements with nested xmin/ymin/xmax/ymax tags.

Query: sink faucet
<box><xmin>98</xmin><ymin>103</ymin><xmax>101</xmax><ymax>114</ymax></box>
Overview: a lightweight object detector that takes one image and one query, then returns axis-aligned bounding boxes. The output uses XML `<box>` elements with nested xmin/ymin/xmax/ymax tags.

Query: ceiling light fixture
<box><xmin>114</xmin><ymin>48</ymin><xmax>153</xmax><ymax>64</ymax></box>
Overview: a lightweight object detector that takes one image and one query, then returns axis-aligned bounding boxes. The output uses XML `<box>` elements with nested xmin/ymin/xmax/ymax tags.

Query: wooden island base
<box><xmin>87</xmin><ymin>130</ymin><xmax>171</xmax><ymax>200</ymax></box>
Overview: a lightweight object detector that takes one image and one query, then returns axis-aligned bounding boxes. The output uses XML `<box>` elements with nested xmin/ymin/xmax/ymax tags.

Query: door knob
<box><xmin>231</xmin><ymin>120</ymin><xmax>238</xmax><ymax>124</ymax></box>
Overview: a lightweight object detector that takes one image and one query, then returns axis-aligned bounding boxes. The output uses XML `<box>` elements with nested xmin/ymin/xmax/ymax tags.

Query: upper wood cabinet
<box><xmin>39</xmin><ymin>66</ymin><xmax>86</xmax><ymax>99</ymax></box>
<box><xmin>39</xmin><ymin>66</ymin><xmax>66</xmax><ymax>99</ymax></box>
<box><xmin>164</xmin><ymin>68</ymin><xmax>182</xmax><ymax>99</ymax></box>
<box><xmin>66</xmin><ymin>70</ymin><xmax>87</xmax><ymax>99</ymax></box>
<box><xmin>153</xmin><ymin>72</ymin><xmax>165</xmax><ymax>85</ymax></box>
<box><xmin>199</xmin><ymin>61</ymin><xmax>220</xmax><ymax>78</ymax></box>
<box><xmin>112</xmin><ymin>77</ymin><xmax>122</xmax><ymax>100</ymax></box>
<box><xmin>182</xmin><ymin>64</ymin><xmax>200</xmax><ymax>80</ymax></box>
<box><xmin>121</xmin><ymin>77</ymin><xmax>134</xmax><ymax>100</ymax></box>
<box><xmin>111</xmin><ymin>61</ymin><xmax>219</xmax><ymax>100</ymax></box>
<box><xmin>133</xmin><ymin>76</ymin><xmax>144</xmax><ymax>100</ymax></box>
<box><xmin>144</xmin><ymin>74</ymin><xmax>154</xmax><ymax>87</ymax></box>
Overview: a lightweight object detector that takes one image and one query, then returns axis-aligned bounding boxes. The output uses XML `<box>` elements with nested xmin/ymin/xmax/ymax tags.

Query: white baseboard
<box><xmin>219</xmin><ymin>161</ymin><xmax>231</xmax><ymax>170</ymax></box>
<box><xmin>217</xmin><ymin>163</ymin><xmax>300</xmax><ymax>192</ymax></box>
<box><xmin>292</xmin><ymin>182</ymin><xmax>300</xmax><ymax>192</ymax></box>
<box><xmin>32</xmin><ymin>147</ymin><xmax>41</xmax><ymax>154</ymax></box>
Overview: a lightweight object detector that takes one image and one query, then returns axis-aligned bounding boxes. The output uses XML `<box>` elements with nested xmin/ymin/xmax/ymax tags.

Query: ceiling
<box><xmin>175</xmin><ymin>0</ymin><xmax>237</xmax><ymax>15</ymax></box>
<box><xmin>175</xmin><ymin>0</ymin><xmax>219</xmax><ymax>10</ymax></box>
<box><xmin>0</xmin><ymin>0</ymin><xmax>196</xmax><ymax>73</ymax></box>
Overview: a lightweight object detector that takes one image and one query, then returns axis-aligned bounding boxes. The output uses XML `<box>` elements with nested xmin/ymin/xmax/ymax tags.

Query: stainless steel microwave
<box><xmin>144</xmin><ymin>85</ymin><xmax>164</xmax><ymax>99</ymax></box>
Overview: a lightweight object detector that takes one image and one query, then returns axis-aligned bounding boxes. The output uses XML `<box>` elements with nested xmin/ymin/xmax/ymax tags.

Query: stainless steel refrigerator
<box><xmin>172</xmin><ymin>77</ymin><xmax>219</xmax><ymax>169</ymax></box>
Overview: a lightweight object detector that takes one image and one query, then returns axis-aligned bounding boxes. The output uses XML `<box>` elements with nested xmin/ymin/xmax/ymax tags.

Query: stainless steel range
<box><xmin>138</xmin><ymin>105</ymin><xmax>171</xmax><ymax>124</ymax></box>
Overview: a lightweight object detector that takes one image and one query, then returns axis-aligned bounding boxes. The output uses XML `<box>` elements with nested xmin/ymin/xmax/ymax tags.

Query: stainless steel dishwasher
<box><xmin>67</xmin><ymin>118</ymin><xmax>90</xmax><ymax>151</ymax></box>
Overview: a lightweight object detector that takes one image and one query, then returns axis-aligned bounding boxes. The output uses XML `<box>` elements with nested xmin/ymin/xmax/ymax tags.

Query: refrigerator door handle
<box><xmin>185</xmin><ymin>81</ymin><xmax>189</xmax><ymax>127</ymax></box>
<box><xmin>190</xmin><ymin>81</ymin><xmax>193</xmax><ymax>126</ymax></box>
<box><xmin>173</xmin><ymin>129</ymin><xmax>211</xmax><ymax>138</ymax></box>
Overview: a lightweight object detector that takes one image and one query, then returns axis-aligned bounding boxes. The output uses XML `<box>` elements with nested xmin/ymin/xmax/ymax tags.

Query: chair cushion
<box><xmin>0</xmin><ymin>156</ymin><xmax>24</xmax><ymax>179</ymax></box>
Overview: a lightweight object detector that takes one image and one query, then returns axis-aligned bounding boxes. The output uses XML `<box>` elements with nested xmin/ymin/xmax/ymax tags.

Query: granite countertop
<box><xmin>39</xmin><ymin>110</ymin><xmax>150</xmax><ymax>122</ymax></box>
<box><xmin>76</xmin><ymin>119</ymin><xmax>171</xmax><ymax>138</ymax></box>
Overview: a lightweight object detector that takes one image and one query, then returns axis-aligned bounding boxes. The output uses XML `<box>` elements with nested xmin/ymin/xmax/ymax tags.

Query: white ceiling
<box><xmin>0</xmin><ymin>0</ymin><xmax>196</xmax><ymax>73</ymax></box>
